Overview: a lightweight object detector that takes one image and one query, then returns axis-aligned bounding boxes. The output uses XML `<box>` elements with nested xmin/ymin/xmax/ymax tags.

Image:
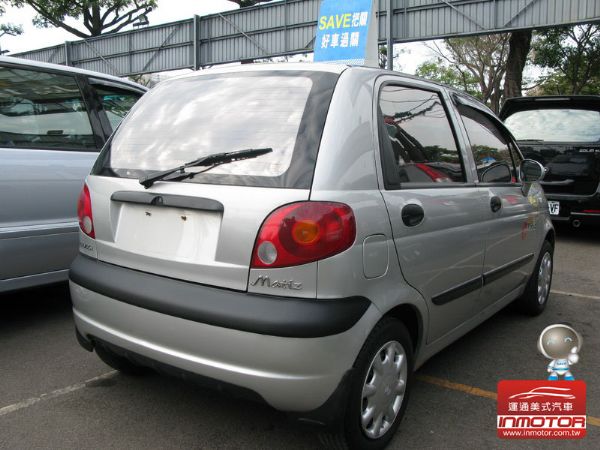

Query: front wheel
<box><xmin>321</xmin><ymin>318</ymin><xmax>413</xmax><ymax>450</ymax></box>
<box><xmin>517</xmin><ymin>240</ymin><xmax>554</xmax><ymax>316</ymax></box>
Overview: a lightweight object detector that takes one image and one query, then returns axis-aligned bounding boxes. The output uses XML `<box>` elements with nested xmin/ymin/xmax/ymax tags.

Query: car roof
<box><xmin>166</xmin><ymin>62</ymin><xmax>488</xmax><ymax>101</ymax></box>
<box><xmin>500</xmin><ymin>95</ymin><xmax>600</xmax><ymax>119</ymax></box>
<box><xmin>170</xmin><ymin>61</ymin><xmax>450</xmax><ymax>85</ymax></box>
<box><xmin>0</xmin><ymin>55</ymin><xmax>147</xmax><ymax>91</ymax></box>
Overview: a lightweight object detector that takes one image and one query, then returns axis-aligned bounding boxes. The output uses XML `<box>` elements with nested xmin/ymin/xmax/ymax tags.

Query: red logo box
<box><xmin>497</xmin><ymin>380</ymin><xmax>586</xmax><ymax>439</ymax></box>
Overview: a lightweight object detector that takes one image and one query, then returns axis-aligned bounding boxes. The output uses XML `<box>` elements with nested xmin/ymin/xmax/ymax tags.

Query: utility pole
<box><xmin>387</xmin><ymin>0</ymin><xmax>393</xmax><ymax>70</ymax></box>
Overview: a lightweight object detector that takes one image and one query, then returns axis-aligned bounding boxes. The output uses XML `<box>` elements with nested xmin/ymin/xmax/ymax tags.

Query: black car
<box><xmin>501</xmin><ymin>96</ymin><xmax>600</xmax><ymax>227</ymax></box>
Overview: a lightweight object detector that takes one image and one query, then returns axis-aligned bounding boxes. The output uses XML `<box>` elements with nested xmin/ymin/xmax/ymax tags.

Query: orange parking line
<box><xmin>588</xmin><ymin>416</ymin><xmax>600</xmax><ymax>427</ymax></box>
<box><xmin>416</xmin><ymin>374</ymin><xmax>600</xmax><ymax>428</ymax></box>
<box><xmin>416</xmin><ymin>374</ymin><xmax>497</xmax><ymax>400</ymax></box>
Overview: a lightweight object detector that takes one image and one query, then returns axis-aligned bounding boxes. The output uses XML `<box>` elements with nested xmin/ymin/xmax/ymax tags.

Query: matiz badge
<box><xmin>250</xmin><ymin>276</ymin><xmax>302</xmax><ymax>290</ymax></box>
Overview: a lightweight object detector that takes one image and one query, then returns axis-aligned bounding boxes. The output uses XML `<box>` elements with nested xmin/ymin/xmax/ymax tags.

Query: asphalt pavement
<box><xmin>1</xmin><ymin>224</ymin><xmax>599</xmax><ymax>449</ymax></box>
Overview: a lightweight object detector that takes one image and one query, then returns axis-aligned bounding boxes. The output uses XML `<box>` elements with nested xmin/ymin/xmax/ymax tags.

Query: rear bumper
<box><xmin>69</xmin><ymin>256</ymin><xmax>379</xmax><ymax>413</ymax></box>
<box><xmin>545</xmin><ymin>192</ymin><xmax>600</xmax><ymax>224</ymax></box>
<box><xmin>69</xmin><ymin>255</ymin><xmax>369</xmax><ymax>338</ymax></box>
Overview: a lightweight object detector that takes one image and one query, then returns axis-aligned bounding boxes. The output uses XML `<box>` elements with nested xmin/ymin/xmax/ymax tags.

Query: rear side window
<box><xmin>93</xmin><ymin>85</ymin><xmax>142</xmax><ymax>131</ymax></box>
<box><xmin>378</xmin><ymin>85</ymin><xmax>466</xmax><ymax>187</ymax></box>
<box><xmin>458</xmin><ymin>105</ymin><xmax>520</xmax><ymax>183</ymax></box>
<box><xmin>94</xmin><ymin>71</ymin><xmax>338</xmax><ymax>189</ymax></box>
<box><xmin>0</xmin><ymin>66</ymin><xmax>96</xmax><ymax>150</ymax></box>
<box><xmin>505</xmin><ymin>109</ymin><xmax>600</xmax><ymax>142</ymax></box>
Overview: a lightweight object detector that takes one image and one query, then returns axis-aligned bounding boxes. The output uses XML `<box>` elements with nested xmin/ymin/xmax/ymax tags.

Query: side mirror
<box><xmin>519</xmin><ymin>159</ymin><xmax>546</xmax><ymax>183</ymax></box>
<box><xmin>481</xmin><ymin>162</ymin><xmax>511</xmax><ymax>183</ymax></box>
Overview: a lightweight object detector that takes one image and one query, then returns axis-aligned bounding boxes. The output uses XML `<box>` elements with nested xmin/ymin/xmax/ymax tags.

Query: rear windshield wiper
<box><xmin>139</xmin><ymin>148</ymin><xmax>273</xmax><ymax>189</ymax></box>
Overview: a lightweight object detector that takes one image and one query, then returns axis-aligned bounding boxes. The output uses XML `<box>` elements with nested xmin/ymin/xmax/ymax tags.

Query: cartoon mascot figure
<box><xmin>538</xmin><ymin>324</ymin><xmax>583</xmax><ymax>381</ymax></box>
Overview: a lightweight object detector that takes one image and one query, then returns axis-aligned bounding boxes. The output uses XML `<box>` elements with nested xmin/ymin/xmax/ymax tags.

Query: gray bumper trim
<box><xmin>69</xmin><ymin>255</ymin><xmax>370</xmax><ymax>338</ymax></box>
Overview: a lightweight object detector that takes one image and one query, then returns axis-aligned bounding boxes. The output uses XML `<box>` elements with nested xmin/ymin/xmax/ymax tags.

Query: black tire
<box><xmin>95</xmin><ymin>343</ymin><xmax>150</xmax><ymax>376</ymax></box>
<box><xmin>517</xmin><ymin>240</ymin><xmax>554</xmax><ymax>316</ymax></box>
<box><xmin>321</xmin><ymin>318</ymin><xmax>413</xmax><ymax>450</ymax></box>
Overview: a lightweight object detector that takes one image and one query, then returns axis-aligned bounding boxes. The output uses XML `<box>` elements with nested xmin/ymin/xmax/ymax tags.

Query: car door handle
<box><xmin>490</xmin><ymin>196</ymin><xmax>502</xmax><ymax>213</ymax></box>
<box><xmin>401</xmin><ymin>204</ymin><xmax>425</xmax><ymax>227</ymax></box>
<box><xmin>540</xmin><ymin>179</ymin><xmax>574</xmax><ymax>186</ymax></box>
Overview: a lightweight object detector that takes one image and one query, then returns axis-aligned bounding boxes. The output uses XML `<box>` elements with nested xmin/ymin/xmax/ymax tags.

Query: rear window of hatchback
<box><xmin>93</xmin><ymin>71</ymin><xmax>339</xmax><ymax>189</ymax></box>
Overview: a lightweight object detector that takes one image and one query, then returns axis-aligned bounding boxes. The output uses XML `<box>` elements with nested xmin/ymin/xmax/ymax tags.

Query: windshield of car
<box><xmin>504</xmin><ymin>108</ymin><xmax>600</xmax><ymax>142</ymax></box>
<box><xmin>94</xmin><ymin>71</ymin><xmax>338</xmax><ymax>189</ymax></box>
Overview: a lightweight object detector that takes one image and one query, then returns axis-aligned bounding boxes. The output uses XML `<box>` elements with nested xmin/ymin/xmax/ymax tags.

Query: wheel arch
<box><xmin>382</xmin><ymin>303</ymin><xmax>423</xmax><ymax>355</ymax></box>
<box><xmin>545</xmin><ymin>228</ymin><xmax>556</xmax><ymax>248</ymax></box>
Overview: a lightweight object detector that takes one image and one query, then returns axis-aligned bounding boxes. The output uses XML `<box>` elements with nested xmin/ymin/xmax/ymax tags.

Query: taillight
<box><xmin>77</xmin><ymin>183</ymin><xmax>95</xmax><ymax>239</ymax></box>
<box><xmin>251</xmin><ymin>202</ymin><xmax>356</xmax><ymax>268</ymax></box>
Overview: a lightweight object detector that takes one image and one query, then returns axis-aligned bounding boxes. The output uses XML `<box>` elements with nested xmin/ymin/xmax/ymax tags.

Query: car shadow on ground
<box><xmin>554</xmin><ymin>222</ymin><xmax>600</xmax><ymax>243</ymax></box>
<box><xmin>0</xmin><ymin>283</ymin><xmax>71</xmax><ymax>329</ymax></box>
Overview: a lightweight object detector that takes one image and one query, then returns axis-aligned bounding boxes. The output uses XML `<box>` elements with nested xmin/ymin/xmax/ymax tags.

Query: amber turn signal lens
<box><xmin>292</xmin><ymin>220</ymin><xmax>320</xmax><ymax>245</ymax></box>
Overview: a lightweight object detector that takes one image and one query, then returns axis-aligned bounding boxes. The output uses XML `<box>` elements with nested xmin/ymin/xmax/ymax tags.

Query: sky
<box><xmin>0</xmin><ymin>0</ymin><xmax>433</xmax><ymax>74</ymax></box>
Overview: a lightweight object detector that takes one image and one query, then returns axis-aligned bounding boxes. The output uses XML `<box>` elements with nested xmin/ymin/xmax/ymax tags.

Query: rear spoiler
<box><xmin>500</xmin><ymin>95</ymin><xmax>600</xmax><ymax>120</ymax></box>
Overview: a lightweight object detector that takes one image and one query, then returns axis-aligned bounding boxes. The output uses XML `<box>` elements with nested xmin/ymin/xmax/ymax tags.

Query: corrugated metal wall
<box><xmin>12</xmin><ymin>0</ymin><xmax>600</xmax><ymax>76</ymax></box>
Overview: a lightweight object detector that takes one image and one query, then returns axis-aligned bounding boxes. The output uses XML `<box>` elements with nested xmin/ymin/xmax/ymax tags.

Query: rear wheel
<box><xmin>517</xmin><ymin>240</ymin><xmax>554</xmax><ymax>316</ymax></box>
<box><xmin>95</xmin><ymin>343</ymin><xmax>150</xmax><ymax>376</ymax></box>
<box><xmin>321</xmin><ymin>318</ymin><xmax>413</xmax><ymax>450</ymax></box>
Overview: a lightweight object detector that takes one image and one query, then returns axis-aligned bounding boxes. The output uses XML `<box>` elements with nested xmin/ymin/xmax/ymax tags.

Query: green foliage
<box><xmin>419</xmin><ymin>35</ymin><xmax>510</xmax><ymax>112</ymax></box>
<box><xmin>421</xmin><ymin>145</ymin><xmax>458</xmax><ymax>163</ymax></box>
<box><xmin>0</xmin><ymin>22</ymin><xmax>23</xmax><ymax>37</ymax></box>
<box><xmin>415</xmin><ymin>58</ymin><xmax>480</xmax><ymax>99</ymax></box>
<box><xmin>0</xmin><ymin>2</ymin><xmax>23</xmax><ymax>44</ymax></box>
<box><xmin>532</xmin><ymin>25</ymin><xmax>600</xmax><ymax>95</ymax></box>
<box><xmin>472</xmin><ymin>145</ymin><xmax>503</xmax><ymax>162</ymax></box>
<box><xmin>379</xmin><ymin>45</ymin><xmax>387</xmax><ymax>69</ymax></box>
<box><xmin>10</xmin><ymin>1</ymin><xmax>157</xmax><ymax>38</ymax></box>
<box><xmin>534</xmin><ymin>71</ymin><xmax>600</xmax><ymax>96</ymax></box>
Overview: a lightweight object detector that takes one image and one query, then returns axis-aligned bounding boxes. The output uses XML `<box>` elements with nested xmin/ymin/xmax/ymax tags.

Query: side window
<box><xmin>0</xmin><ymin>66</ymin><xmax>96</xmax><ymax>150</ymax></box>
<box><xmin>93</xmin><ymin>85</ymin><xmax>142</xmax><ymax>131</ymax></box>
<box><xmin>378</xmin><ymin>85</ymin><xmax>466</xmax><ymax>187</ymax></box>
<box><xmin>458</xmin><ymin>104</ymin><xmax>520</xmax><ymax>183</ymax></box>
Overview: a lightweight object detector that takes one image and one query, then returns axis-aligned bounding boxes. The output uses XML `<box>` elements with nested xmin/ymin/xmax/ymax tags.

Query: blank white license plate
<box><xmin>548</xmin><ymin>201</ymin><xmax>560</xmax><ymax>216</ymax></box>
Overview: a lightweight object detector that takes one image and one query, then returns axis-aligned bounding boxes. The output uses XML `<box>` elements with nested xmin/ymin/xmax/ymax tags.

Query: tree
<box><xmin>415</xmin><ymin>58</ymin><xmax>480</xmax><ymax>98</ymax></box>
<box><xmin>421</xmin><ymin>34</ymin><xmax>510</xmax><ymax>112</ymax></box>
<box><xmin>0</xmin><ymin>23</ymin><xmax>23</xmax><ymax>39</ymax></box>
<box><xmin>0</xmin><ymin>3</ymin><xmax>23</xmax><ymax>52</ymax></box>
<box><xmin>379</xmin><ymin>45</ymin><xmax>387</xmax><ymax>69</ymax></box>
<box><xmin>11</xmin><ymin>1</ymin><xmax>157</xmax><ymax>38</ymax></box>
<box><xmin>532</xmin><ymin>70</ymin><xmax>600</xmax><ymax>96</ymax></box>
<box><xmin>504</xmin><ymin>30</ymin><xmax>532</xmax><ymax>99</ymax></box>
<box><xmin>533</xmin><ymin>24</ymin><xmax>600</xmax><ymax>95</ymax></box>
<box><xmin>378</xmin><ymin>45</ymin><xmax>402</xmax><ymax>70</ymax></box>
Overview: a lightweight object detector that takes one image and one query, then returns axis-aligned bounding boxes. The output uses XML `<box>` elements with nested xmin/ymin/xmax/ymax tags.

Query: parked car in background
<box><xmin>501</xmin><ymin>96</ymin><xmax>600</xmax><ymax>227</ymax></box>
<box><xmin>70</xmin><ymin>64</ymin><xmax>553</xmax><ymax>449</ymax></box>
<box><xmin>0</xmin><ymin>56</ymin><xmax>146</xmax><ymax>293</ymax></box>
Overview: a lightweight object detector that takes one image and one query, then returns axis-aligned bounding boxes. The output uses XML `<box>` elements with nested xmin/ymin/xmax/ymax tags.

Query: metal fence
<box><xmin>12</xmin><ymin>0</ymin><xmax>600</xmax><ymax>77</ymax></box>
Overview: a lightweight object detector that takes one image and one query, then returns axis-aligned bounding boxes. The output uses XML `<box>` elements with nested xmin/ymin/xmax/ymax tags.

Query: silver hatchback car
<box><xmin>70</xmin><ymin>64</ymin><xmax>553</xmax><ymax>449</ymax></box>
<box><xmin>0</xmin><ymin>56</ymin><xmax>146</xmax><ymax>292</ymax></box>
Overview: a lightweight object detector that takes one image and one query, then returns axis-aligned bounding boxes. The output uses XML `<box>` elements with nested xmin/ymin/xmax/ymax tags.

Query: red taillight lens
<box><xmin>251</xmin><ymin>202</ymin><xmax>356</xmax><ymax>268</ymax></box>
<box><xmin>77</xmin><ymin>183</ymin><xmax>95</xmax><ymax>239</ymax></box>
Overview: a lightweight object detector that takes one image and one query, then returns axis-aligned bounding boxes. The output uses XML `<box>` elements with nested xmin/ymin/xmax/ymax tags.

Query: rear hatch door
<box><xmin>87</xmin><ymin>69</ymin><xmax>339</xmax><ymax>291</ymax></box>
<box><xmin>501</xmin><ymin>96</ymin><xmax>600</xmax><ymax>195</ymax></box>
<box><xmin>87</xmin><ymin>178</ymin><xmax>308</xmax><ymax>291</ymax></box>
